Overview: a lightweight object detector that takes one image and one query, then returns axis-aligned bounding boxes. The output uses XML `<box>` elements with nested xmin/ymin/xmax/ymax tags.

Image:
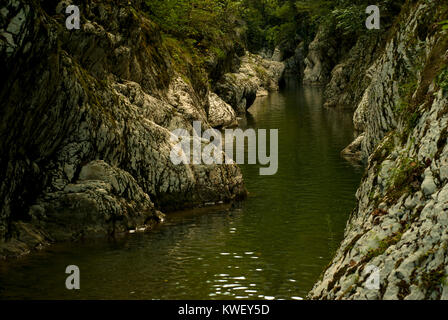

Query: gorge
<box><xmin>0</xmin><ymin>0</ymin><xmax>447</xmax><ymax>300</ymax></box>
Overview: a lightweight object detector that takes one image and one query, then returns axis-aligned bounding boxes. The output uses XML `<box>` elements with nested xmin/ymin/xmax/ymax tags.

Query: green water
<box><xmin>0</xmin><ymin>85</ymin><xmax>362</xmax><ymax>300</ymax></box>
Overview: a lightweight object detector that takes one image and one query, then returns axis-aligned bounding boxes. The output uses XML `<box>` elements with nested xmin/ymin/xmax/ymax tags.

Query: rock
<box><xmin>404</xmin><ymin>195</ymin><xmax>417</xmax><ymax>210</ymax></box>
<box><xmin>341</xmin><ymin>134</ymin><xmax>364</xmax><ymax>164</ymax></box>
<box><xmin>440</xmin><ymin>164</ymin><xmax>448</xmax><ymax>182</ymax></box>
<box><xmin>323</xmin><ymin>33</ymin><xmax>383</xmax><ymax>110</ymax></box>
<box><xmin>215</xmin><ymin>52</ymin><xmax>284</xmax><ymax>114</ymax></box>
<box><xmin>303</xmin><ymin>27</ymin><xmax>339</xmax><ymax>85</ymax></box>
<box><xmin>308</xmin><ymin>0</ymin><xmax>448</xmax><ymax>300</ymax></box>
<box><xmin>382</xmin><ymin>286</ymin><xmax>399</xmax><ymax>300</ymax></box>
<box><xmin>422</xmin><ymin>174</ymin><xmax>437</xmax><ymax>196</ymax></box>
<box><xmin>405</xmin><ymin>285</ymin><xmax>426</xmax><ymax>300</ymax></box>
<box><xmin>0</xmin><ymin>0</ymin><xmax>247</xmax><ymax>257</ymax></box>
<box><xmin>441</xmin><ymin>284</ymin><xmax>448</xmax><ymax>300</ymax></box>
<box><xmin>283</xmin><ymin>42</ymin><xmax>305</xmax><ymax>80</ymax></box>
<box><xmin>208</xmin><ymin>93</ymin><xmax>237</xmax><ymax>128</ymax></box>
<box><xmin>271</xmin><ymin>46</ymin><xmax>283</xmax><ymax>62</ymax></box>
<box><xmin>32</xmin><ymin>160</ymin><xmax>165</xmax><ymax>242</ymax></box>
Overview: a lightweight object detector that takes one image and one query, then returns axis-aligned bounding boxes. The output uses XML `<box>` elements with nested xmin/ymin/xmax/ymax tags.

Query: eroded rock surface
<box><xmin>0</xmin><ymin>0</ymin><xmax>248</xmax><ymax>258</ymax></box>
<box><xmin>303</xmin><ymin>27</ymin><xmax>340</xmax><ymax>86</ymax></box>
<box><xmin>309</xmin><ymin>1</ymin><xmax>448</xmax><ymax>300</ymax></box>
<box><xmin>215</xmin><ymin>52</ymin><xmax>285</xmax><ymax>114</ymax></box>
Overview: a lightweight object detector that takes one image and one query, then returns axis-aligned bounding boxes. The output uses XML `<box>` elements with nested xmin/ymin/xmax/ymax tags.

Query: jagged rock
<box><xmin>323</xmin><ymin>33</ymin><xmax>383</xmax><ymax>110</ymax></box>
<box><xmin>341</xmin><ymin>134</ymin><xmax>365</xmax><ymax>164</ymax></box>
<box><xmin>257</xmin><ymin>47</ymin><xmax>273</xmax><ymax>60</ymax></box>
<box><xmin>271</xmin><ymin>46</ymin><xmax>283</xmax><ymax>62</ymax></box>
<box><xmin>32</xmin><ymin>160</ymin><xmax>164</xmax><ymax>242</ymax></box>
<box><xmin>0</xmin><ymin>0</ymin><xmax>247</xmax><ymax>258</ymax></box>
<box><xmin>208</xmin><ymin>93</ymin><xmax>237</xmax><ymax>128</ymax></box>
<box><xmin>309</xmin><ymin>1</ymin><xmax>448</xmax><ymax>300</ymax></box>
<box><xmin>303</xmin><ymin>27</ymin><xmax>339</xmax><ymax>85</ymax></box>
<box><xmin>422</xmin><ymin>172</ymin><xmax>437</xmax><ymax>196</ymax></box>
<box><xmin>215</xmin><ymin>52</ymin><xmax>284</xmax><ymax>114</ymax></box>
<box><xmin>283</xmin><ymin>42</ymin><xmax>305</xmax><ymax>80</ymax></box>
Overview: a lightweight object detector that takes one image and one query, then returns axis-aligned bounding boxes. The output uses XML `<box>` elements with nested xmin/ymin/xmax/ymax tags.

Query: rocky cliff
<box><xmin>308</xmin><ymin>0</ymin><xmax>448</xmax><ymax>299</ymax></box>
<box><xmin>0</xmin><ymin>0</ymin><xmax>285</xmax><ymax>258</ymax></box>
<box><xmin>302</xmin><ymin>3</ymin><xmax>403</xmax><ymax>112</ymax></box>
<box><xmin>214</xmin><ymin>52</ymin><xmax>284</xmax><ymax>115</ymax></box>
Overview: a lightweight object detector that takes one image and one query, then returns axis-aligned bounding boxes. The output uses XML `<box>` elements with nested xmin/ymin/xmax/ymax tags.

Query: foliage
<box><xmin>438</xmin><ymin>19</ymin><xmax>448</xmax><ymax>30</ymax></box>
<box><xmin>142</xmin><ymin>0</ymin><xmax>405</xmax><ymax>57</ymax></box>
<box><xmin>142</xmin><ymin>0</ymin><xmax>243</xmax><ymax>66</ymax></box>
<box><xmin>437</xmin><ymin>66</ymin><xmax>448</xmax><ymax>94</ymax></box>
<box><xmin>384</xmin><ymin>157</ymin><xmax>424</xmax><ymax>204</ymax></box>
<box><xmin>241</xmin><ymin>0</ymin><xmax>334</xmax><ymax>50</ymax></box>
<box><xmin>329</xmin><ymin>5</ymin><xmax>366</xmax><ymax>37</ymax></box>
<box><xmin>144</xmin><ymin>0</ymin><xmax>241</xmax><ymax>39</ymax></box>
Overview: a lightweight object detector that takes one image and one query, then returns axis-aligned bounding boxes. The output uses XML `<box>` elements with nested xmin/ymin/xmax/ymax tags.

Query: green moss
<box><xmin>394</xmin><ymin>75</ymin><xmax>423</xmax><ymax>145</ymax></box>
<box><xmin>68</xmin><ymin>58</ymin><xmax>117</xmax><ymax>128</ymax></box>
<box><xmin>398</xmin><ymin>79</ymin><xmax>418</xmax><ymax>106</ymax></box>
<box><xmin>129</xmin><ymin>6</ymin><xmax>140</xmax><ymax>20</ymax></box>
<box><xmin>400</xmin><ymin>111</ymin><xmax>421</xmax><ymax>145</ymax></box>
<box><xmin>437</xmin><ymin>19</ymin><xmax>448</xmax><ymax>31</ymax></box>
<box><xmin>211</xmin><ymin>46</ymin><xmax>226</xmax><ymax>60</ymax></box>
<box><xmin>254</xmin><ymin>65</ymin><xmax>268</xmax><ymax>84</ymax></box>
<box><xmin>436</xmin><ymin>65</ymin><xmax>448</xmax><ymax>94</ymax></box>
<box><xmin>397</xmin><ymin>280</ymin><xmax>411</xmax><ymax>300</ymax></box>
<box><xmin>364</xmin><ymin>232</ymin><xmax>403</xmax><ymax>262</ymax></box>
<box><xmin>383</xmin><ymin>157</ymin><xmax>424</xmax><ymax>204</ymax></box>
<box><xmin>421</xmin><ymin>265</ymin><xmax>446</xmax><ymax>296</ymax></box>
<box><xmin>344</xmin><ymin>233</ymin><xmax>363</xmax><ymax>254</ymax></box>
<box><xmin>371</xmin><ymin>132</ymin><xmax>396</xmax><ymax>165</ymax></box>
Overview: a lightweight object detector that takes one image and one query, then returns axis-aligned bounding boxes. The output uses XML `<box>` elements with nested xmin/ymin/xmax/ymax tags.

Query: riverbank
<box><xmin>307</xmin><ymin>1</ymin><xmax>448</xmax><ymax>299</ymax></box>
<box><xmin>0</xmin><ymin>1</ymin><xmax>285</xmax><ymax>260</ymax></box>
<box><xmin>0</xmin><ymin>86</ymin><xmax>362</xmax><ymax>299</ymax></box>
<box><xmin>2</xmin><ymin>0</ymin><xmax>447</xmax><ymax>301</ymax></box>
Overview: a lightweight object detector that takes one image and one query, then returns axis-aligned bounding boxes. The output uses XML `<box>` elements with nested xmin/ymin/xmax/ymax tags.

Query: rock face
<box><xmin>302</xmin><ymin>12</ymin><xmax>392</xmax><ymax>110</ymax></box>
<box><xmin>323</xmin><ymin>33</ymin><xmax>383</xmax><ymax>110</ymax></box>
<box><xmin>303</xmin><ymin>27</ymin><xmax>340</xmax><ymax>86</ymax></box>
<box><xmin>283</xmin><ymin>42</ymin><xmax>306</xmax><ymax>81</ymax></box>
<box><xmin>214</xmin><ymin>52</ymin><xmax>285</xmax><ymax>114</ymax></box>
<box><xmin>309</xmin><ymin>1</ymin><xmax>448</xmax><ymax>300</ymax></box>
<box><xmin>0</xmin><ymin>0</ymin><xmax>248</xmax><ymax>258</ymax></box>
<box><xmin>208</xmin><ymin>93</ymin><xmax>237</xmax><ymax>128</ymax></box>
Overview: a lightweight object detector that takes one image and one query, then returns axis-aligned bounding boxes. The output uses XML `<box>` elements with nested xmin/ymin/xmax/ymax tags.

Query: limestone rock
<box><xmin>208</xmin><ymin>93</ymin><xmax>237</xmax><ymax>128</ymax></box>
<box><xmin>215</xmin><ymin>52</ymin><xmax>284</xmax><ymax>114</ymax></box>
<box><xmin>308</xmin><ymin>1</ymin><xmax>448</xmax><ymax>300</ymax></box>
<box><xmin>0</xmin><ymin>0</ymin><xmax>247</xmax><ymax>258</ymax></box>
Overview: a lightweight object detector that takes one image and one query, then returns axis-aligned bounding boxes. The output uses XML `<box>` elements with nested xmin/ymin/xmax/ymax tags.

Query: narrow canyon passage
<box><xmin>0</xmin><ymin>84</ymin><xmax>362</xmax><ymax>300</ymax></box>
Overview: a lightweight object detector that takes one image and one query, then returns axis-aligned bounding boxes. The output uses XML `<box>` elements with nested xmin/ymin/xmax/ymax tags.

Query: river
<box><xmin>0</xmin><ymin>84</ymin><xmax>363</xmax><ymax>300</ymax></box>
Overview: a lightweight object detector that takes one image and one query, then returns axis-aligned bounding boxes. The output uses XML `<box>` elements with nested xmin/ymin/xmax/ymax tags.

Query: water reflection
<box><xmin>0</xmin><ymin>85</ymin><xmax>362</xmax><ymax>300</ymax></box>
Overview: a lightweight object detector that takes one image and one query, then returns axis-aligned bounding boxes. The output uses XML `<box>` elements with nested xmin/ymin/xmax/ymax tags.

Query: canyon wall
<box><xmin>308</xmin><ymin>0</ymin><xmax>448</xmax><ymax>299</ymax></box>
<box><xmin>0</xmin><ymin>0</ymin><xmax>287</xmax><ymax>259</ymax></box>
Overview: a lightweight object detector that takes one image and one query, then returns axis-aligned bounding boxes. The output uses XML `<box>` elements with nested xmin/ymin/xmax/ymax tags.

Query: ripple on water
<box><xmin>0</xmin><ymin>86</ymin><xmax>362</xmax><ymax>300</ymax></box>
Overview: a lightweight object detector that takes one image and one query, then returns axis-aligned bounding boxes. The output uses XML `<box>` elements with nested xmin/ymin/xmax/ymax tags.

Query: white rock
<box><xmin>421</xmin><ymin>175</ymin><xmax>437</xmax><ymax>196</ymax></box>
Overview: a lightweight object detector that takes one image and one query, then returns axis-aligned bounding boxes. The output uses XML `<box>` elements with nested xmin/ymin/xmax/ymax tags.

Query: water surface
<box><xmin>0</xmin><ymin>85</ymin><xmax>362</xmax><ymax>300</ymax></box>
